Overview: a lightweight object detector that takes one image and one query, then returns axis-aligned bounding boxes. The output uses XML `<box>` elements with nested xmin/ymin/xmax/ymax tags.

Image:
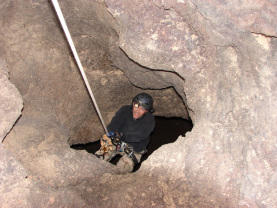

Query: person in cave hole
<box><xmin>95</xmin><ymin>93</ymin><xmax>155</xmax><ymax>173</ymax></box>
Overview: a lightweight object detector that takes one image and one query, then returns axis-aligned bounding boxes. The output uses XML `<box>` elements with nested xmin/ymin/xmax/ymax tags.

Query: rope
<box><xmin>51</xmin><ymin>0</ymin><xmax>108</xmax><ymax>134</ymax></box>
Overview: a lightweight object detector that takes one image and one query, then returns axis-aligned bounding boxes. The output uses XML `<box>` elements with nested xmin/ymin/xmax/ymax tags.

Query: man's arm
<box><xmin>107</xmin><ymin>106</ymin><xmax>128</xmax><ymax>133</ymax></box>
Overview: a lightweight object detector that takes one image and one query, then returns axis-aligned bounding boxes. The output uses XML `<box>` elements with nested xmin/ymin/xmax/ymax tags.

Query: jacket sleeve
<box><xmin>107</xmin><ymin>106</ymin><xmax>127</xmax><ymax>133</ymax></box>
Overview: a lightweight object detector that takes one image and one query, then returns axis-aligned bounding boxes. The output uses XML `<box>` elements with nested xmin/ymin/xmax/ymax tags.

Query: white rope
<box><xmin>51</xmin><ymin>0</ymin><xmax>108</xmax><ymax>134</ymax></box>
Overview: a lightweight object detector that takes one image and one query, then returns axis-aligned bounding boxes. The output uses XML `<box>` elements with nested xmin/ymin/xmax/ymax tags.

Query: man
<box><xmin>95</xmin><ymin>93</ymin><xmax>155</xmax><ymax>173</ymax></box>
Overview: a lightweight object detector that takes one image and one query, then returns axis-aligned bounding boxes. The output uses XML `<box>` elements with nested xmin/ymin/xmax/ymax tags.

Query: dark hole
<box><xmin>71</xmin><ymin>116</ymin><xmax>193</xmax><ymax>172</ymax></box>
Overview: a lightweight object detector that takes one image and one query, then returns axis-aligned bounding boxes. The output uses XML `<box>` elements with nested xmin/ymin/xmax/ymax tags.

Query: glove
<box><xmin>107</xmin><ymin>132</ymin><xmax>117</xmax><ymax>138</ymax></box>
<box><xmin>108</xmin><ymin>132</ymin><xmax>127</xmax><ymax>152</ymax></box>
<box><xmin>97</xmin><ymin>134</ymin><xmax>114</xmax><ymax>155</ymax></box>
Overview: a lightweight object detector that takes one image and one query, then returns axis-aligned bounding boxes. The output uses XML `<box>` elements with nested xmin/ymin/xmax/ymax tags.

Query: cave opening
<box><xmin>71</xmin><ymin>116</ymin><xmax>193</xmax><ymax>172</ymax></box>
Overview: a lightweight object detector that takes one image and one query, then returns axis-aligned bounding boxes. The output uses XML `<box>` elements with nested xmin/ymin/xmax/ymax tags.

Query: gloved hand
<box><xmin>96</xmin><ymin>134</ymin><xmax>114</xmax><ymax>157</ymax></box>
<box><xmin>106</xmin><ymin>132</ymin><xmax>122</xmax><ymax>145</ymax></box>
<box><xmin>101</xmin><ymin>134</ymin><xmax>110</xmax><ymax>141</ymax></box>
<box><xmin>107</xmin><ymin>132</ymin><xmax>123</xmax><ymax>139</ymax></box>
<box><xmin>106</xmin><ymin>132</ymin><xmax>117</xmax><ymax>138</ymax></box>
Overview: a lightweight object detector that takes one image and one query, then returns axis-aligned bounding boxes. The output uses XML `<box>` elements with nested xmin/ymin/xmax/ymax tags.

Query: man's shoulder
<box><xmin>144</xmin><ymin>112</ymin><xmax>155</xmax><ymax>123</ymax></box>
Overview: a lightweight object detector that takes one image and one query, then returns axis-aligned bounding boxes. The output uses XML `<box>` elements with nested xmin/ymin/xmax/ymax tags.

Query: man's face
<box><xmin>132</xmin><ymin>102</ymin><xmax>148</xmax><ymax>119</ymax></box>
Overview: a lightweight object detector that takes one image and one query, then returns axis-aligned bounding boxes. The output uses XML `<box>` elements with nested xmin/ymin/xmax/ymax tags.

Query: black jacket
<box><xmin>107</xmin><ymin>105</ymin><xmax>155</xmax><ymax>152</ymax></box>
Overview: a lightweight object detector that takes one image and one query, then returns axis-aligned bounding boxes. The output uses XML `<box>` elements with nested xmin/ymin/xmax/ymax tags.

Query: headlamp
<box><xmin>133</xmin><ymin>99</ymin><xmax>149</xmax><ymax>111</ymax></box>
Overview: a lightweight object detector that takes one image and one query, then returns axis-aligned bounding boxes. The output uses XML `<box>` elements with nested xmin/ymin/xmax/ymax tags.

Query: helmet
<box><xmin>132</xmin><ymin>93</ymin><xmax>154</xmax><ymax>113</ymax></box>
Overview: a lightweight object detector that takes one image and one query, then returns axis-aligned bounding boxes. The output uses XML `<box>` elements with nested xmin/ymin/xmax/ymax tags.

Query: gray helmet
<box><xmin>132</xmin><ymin>93</ymin><xmax>154</xmax><ymax>113</ymax></box>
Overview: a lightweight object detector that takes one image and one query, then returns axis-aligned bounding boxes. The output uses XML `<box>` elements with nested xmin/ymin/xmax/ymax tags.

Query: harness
<box><xmin>123</xmin><ymin>144</ymin><xmax>139</xmax><ymax>165</ymax></box>
<box><xmin>100</xmin><ymin>133</ymin><xmax>140</xmax><ymax>165</ymax></box>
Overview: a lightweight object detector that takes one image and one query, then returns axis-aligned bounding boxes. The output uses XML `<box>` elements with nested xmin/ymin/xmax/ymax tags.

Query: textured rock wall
<box><xmin>105</xmin><ymin>0</ymin><xmax>277</xmax><ymax>207</ymax></box>
<box><xmin>0</xmin><ymin>0</ymin><xmax>189</xmax><ymax>207</ymax></box>
<box><xmin>0</xmin><ymin>0</ymin><xmax>276</xmax><ymax>207</ymax></box>
<box><xmin>0</xmin><ymin>59</ymin><xmax>23</xmax><ymax>141</ymax></box>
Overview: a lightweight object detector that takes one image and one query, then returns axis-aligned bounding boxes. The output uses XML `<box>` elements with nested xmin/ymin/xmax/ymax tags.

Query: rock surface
<box><xmin>0</xmin><ymin>59</ymin><xmax>23</xmax><ymax>141</ymax></box>
<box><xmin>0</xmin><ymin>0</ymin><xmax>276</xmax><ymax>207</ymax></box>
